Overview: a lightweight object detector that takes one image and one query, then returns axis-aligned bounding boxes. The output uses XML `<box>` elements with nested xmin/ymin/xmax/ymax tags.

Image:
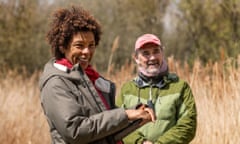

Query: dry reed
<box><xmin>0</xmin><ymin>70</ymin><xmax>50</xmax><ymax>144</ymax></box>
<box><xmin>0</xmin><ymin>55</ymin><xmax>239</xmax><ymax>144</ymax></box>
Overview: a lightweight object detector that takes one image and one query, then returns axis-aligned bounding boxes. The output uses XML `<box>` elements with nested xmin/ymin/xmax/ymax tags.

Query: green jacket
<box><xmin>116</xmin><ymin>74</ymin><xmax>197</xmax><ymax>144</ymax></box>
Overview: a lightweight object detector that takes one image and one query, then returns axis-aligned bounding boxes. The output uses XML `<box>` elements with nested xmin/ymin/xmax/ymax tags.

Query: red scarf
<box><xmin>85</xmin><ymin>65</ymin><xmax>110</xmax><ymax>110</ymax></box>
<box><xmin>55</xmin><ymin>58</ymin><xmax>110</xmax><ymax>110</ymax></box>
<box><xmin>56</xmin><ymin>59</ymin><xmax>123</xmax><ymax>144</ymax></box>
<box><xmin>85</xmin><ymin>66</ymin><xmax>124</xmax><ymax>144</ymax></box>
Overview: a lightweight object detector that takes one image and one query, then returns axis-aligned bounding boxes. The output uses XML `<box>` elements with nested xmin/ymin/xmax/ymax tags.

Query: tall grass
<box><xmin>167</xmin><ymin>56</ymin><xmax>240</xmax><ymax>144</ymax></box>
<box><xmin>0</xmin><ymin>70</ymin><xmax>50</xmax><ymax>144</ymax></box>
<box><xmin>0</xmin><ymin>56</ymin><xmax>239</xmax><ymax>144</ymax></box>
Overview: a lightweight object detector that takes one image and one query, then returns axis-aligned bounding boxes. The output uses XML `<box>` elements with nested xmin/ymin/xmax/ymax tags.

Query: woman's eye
<box><xmin>75</xmin><ymin>44</ymin><xmax>84</xmax><ymax>49</ymax></box>
<box><xmin>89</xmin><ymin>44</ymin><xmax>95</xmax><ymax>49</ymax></box>
<box><xmin>91</xmin><ymin>44</ymin><xmax>95</xmax><ymax>47</ymax></box>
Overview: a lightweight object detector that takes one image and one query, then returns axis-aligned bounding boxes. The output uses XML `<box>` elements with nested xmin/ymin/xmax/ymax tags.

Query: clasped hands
<box><xmin>125</xmin><ymin>103</ymin><xmax>156</xmax><ymax>126</ymax></box>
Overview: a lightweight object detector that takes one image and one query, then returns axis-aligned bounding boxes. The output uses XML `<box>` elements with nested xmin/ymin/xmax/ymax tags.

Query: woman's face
<box><xmin>64</xmin><ymin>31</ymin><xmax>96</xmax><ymax>69</ymax></box>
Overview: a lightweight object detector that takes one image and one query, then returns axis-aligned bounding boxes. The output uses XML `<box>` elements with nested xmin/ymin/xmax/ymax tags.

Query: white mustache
<box><xmin>147</xmin><ymin>62</ymin><xmax>159</xmax><ymax>65</ymax></box>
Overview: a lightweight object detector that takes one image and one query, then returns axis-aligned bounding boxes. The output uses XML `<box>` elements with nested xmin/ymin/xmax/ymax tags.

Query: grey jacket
<box><xmin>39</xmin><ymin>59</ymin><xmax>130</xmax><ymax>144</ymax></box>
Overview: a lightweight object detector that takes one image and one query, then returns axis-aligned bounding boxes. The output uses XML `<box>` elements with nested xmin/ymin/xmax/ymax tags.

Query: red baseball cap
<box><xmin>135</xmin><ymin>34</ymin><xmax>161</xmax><ymax>51</ymax></box>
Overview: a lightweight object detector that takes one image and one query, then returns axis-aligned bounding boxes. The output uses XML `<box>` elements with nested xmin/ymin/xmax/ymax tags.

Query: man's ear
<box><xmin>132</xmin><ymin>53</ymin><xmax>139</xmax><ymax>64</ymax></box>
<box><xmin>135</xmin><ymin>59</ymin><xmax>140</xmax><ymax>64</ymax></box>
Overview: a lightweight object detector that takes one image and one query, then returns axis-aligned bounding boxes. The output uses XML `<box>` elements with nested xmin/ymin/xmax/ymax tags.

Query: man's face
<box><xmin>64</xmin><ymin>31</ymin><xmax>96</xmax><ymax>69</ymax></box>
<box><xmin>134</xmin><ymin>43</ymin><xmax>163</xmax><ymax>76</ymax></box>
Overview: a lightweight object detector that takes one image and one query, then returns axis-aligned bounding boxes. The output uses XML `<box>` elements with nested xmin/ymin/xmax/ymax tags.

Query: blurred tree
<box><xmin>5</xmin><ymin>0</ymin><xmax>239</xmax><ymax>73</ymax></box>
<box><xmin>165</xmin><ymin>0</ymin><xmax>240</xmax><ymax>65</ymax></box>
<box><xmin>109</xmin><ymin>0</ymin><xmax>170</xmax><ymax>71</ymax></box>
<box><xmin>0</xmin><ymin>0</ymin><xmax>52</xmax><ymax>73</ymax></box>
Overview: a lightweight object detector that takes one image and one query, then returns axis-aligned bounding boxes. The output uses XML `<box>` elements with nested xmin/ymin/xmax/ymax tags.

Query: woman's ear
<box><xmin>59</xmin><ymin>47</ymin><xmax>65</xmax><ymax>54</ymax></box>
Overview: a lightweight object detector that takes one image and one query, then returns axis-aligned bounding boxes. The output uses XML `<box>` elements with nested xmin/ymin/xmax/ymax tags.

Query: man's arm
<box><xmin>156</xmin><ymin>82</ymin><xmax>197</xmax><ymax>144</ymax></box>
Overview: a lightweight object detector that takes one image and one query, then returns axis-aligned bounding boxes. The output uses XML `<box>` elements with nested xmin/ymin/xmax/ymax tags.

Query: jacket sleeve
<box><xmin>156</xmin><ymin>82</ymin><xmax>197</xmax><ymax>144</ymax></box>
<box><xmin>40</xmin><ymin>77</ymin><xmax>129</xmax><ymax>144</ymax></box>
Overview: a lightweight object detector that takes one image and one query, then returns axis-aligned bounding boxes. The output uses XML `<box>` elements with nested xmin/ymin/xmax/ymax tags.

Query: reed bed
<box><xmin>167</xmin><ymin>56</ymin><xmax>240</xmax><ymax>144</ymax></box>
<box><xmin>0</xmin><ymin>70</ymin><xmax>50</xmax><ymax>144</ymax></box>
<box><xmin>0</xmin><ymin>56</ymin><xmax>239</xmax><ymax>144</ymax></box>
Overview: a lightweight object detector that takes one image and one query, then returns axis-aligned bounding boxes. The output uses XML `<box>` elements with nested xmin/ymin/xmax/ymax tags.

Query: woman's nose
<box><xmin>82</xmin><ymin>47</ymin><xmax>90</xmax><ymax>53</ymax></box>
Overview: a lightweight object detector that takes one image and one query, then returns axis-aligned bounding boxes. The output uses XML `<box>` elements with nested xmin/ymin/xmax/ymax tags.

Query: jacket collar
<box><xmin>133</xmin><ymin>75</ymin><xmax>165</xmax><ymax>88</ymax></box>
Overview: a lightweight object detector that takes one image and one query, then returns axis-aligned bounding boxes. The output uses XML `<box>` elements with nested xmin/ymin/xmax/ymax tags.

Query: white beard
<box><xmin>138</xmin><ymin>65</ymin><xmax>161</xmax><ymax>77</ymax></box>
<box><xmin>137</xmin><ymin>59</ymin><xmax>168</xmax><ymax>77</ymax></box>
<box><xmin>147</xmin><ymin>67</ymin><xmax>160</xmax><ymax>75</ymax></box>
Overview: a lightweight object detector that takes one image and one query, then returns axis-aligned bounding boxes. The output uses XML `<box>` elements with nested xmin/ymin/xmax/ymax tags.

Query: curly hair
<box><xmin>46</xmin><ymin>6</ymin><xmax>102</xmax><ymax>59</ymax></box>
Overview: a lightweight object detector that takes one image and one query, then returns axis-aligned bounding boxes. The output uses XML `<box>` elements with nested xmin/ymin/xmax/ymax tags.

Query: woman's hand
<box><xmin>139</xmin><ymin>105</ymin><xmax>156</xmax><ymax>125</ymax></box>
<box><xmin>125</xmin><ymin>104</ymin><xmax>156</xmax><ymax>125</ymax></box>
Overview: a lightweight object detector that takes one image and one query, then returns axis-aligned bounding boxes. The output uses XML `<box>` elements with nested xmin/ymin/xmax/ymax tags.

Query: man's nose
<box><xmin>148</xmin><ymin>53</ymin><xmax>157</xmax><ymax>60</ymax></box>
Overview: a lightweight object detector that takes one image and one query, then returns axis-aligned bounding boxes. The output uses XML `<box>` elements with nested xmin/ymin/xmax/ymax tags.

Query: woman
<box><xmin>39</xmin><ymin>6</ymin><xmax>155</xmax><ymax>144</ymax></box>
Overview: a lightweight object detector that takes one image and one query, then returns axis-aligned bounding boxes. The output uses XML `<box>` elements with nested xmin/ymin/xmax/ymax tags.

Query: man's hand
<box><xmin>125</xmin><ymin>104</ymin><xmax>156</xmax><ymax>125</ymax></box>
<box><xmin>143</xmin><ymin>140</ymin><xmax>153</xmax><ymax>144</ymax></box>
<box><xmin>137</xmin><ymin>104</ymin><xmax>156</xmax><ymax>125</ymax></box>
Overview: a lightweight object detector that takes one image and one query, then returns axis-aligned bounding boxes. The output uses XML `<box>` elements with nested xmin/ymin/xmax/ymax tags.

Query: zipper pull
<box><xmin>147</xmin><ymin>100</ymin><xmax>155</xmax><ymax>113</ymax></box>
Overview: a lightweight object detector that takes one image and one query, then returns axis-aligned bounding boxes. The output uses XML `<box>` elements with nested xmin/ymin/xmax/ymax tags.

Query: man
<box><xmin>116</xmin><ymin>34</ymin><xmax>197</xmax><ymax>144</ymax></box>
